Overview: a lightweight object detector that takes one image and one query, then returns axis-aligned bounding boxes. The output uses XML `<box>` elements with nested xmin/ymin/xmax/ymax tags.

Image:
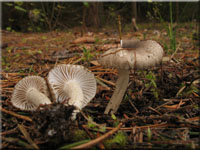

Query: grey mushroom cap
<box><xmin>11</xmin><ymin>76</ymin><xmax>51</xmax><ymax>111</ymax></box>
<box><xmin>47</xmin><ymin>64</ymin><xmax>96</xmax><ymax>109</ymax></box>
<box><xmin>98</xmin><ymin>40</ymin><xmax>164</xmax><ymax>70</ymax></box>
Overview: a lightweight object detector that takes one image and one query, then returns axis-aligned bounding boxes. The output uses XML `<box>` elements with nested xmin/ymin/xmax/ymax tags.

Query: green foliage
<box><xmin>94</xmin><ymin>37</ymin><xmax>100</xmax><ymax>44</ymax></box>
<box><xmin>37</xmin><ymin>49</ymin><xmax>43</xmax><ymax>54</ymax></box>
<box><xmin>6</xmin><ymin>27</ymin><xmax>12</xmax><ymax>31</ymax></box>
<box><xmin>186</xmin><ymin>141</ymin><xmax>196</xmax><ymax>150</ymax></box>
<box><xmin>2</xmin><ymin>2</ymin><xmax>199</xmax><ymax>32</ymax></box>
<box><xmin>42</xmin><ymin>36</ymin><xmax>47</xmax><ymax>40</ymax></box>
<box><xmin>6</xmin><ymin>46</ymin><xmax>14</xmax><ymax>53</ymax></box>
<box><xmin>178</xmin><ymin>83</ymin><xmax>199</xmax><ymax>97</ymax></box>
<box><xmin>5</xmin><ymin>2</ymin><xmax>13</xmax><ymax>7</ymax></box>
<box><xmin>86</xmin><ymin>116</ymin><xmax>106</xmax><ymax>133</ymax></box>
<box><xmin>86</xmin><ymin>116</ymin><xmax>96</xmax><ymax>129</ymax></box>
<box><xmin>73</xmin><ymin>129</ymin><xmax>89</xmax><ymax>142</ymax></box>
<box><xmin>147</xmin><ymin>2</ymin><xmax>176</xmax><ymax>53</ymax></box>
<box><xmin>145</xmin><ymin>71</ymin><xmax>159</xmax><ymax>100</ymax></box>
<box><xmin>104</xmin><ymin>131</ymin><xmax>128</xmax><ymax>149</ymax></box>
<box><xmin>111</xmin><ymin>114</ymin><xmax>120</xmax><ymax>127</ymax></box>
<box><xmin>82</xmin><ymin>47</ymin><xmax>93</xmax><ymax>62</ymax></box>
<box><xmin>58</xmin><ymin>139</ymin><xmax>90</xmax><ymax>150</ymax></box>
<box><xmin>147</xmin><ymin>127</ymin><xmax>152</xmax><ymax>142</ymax></box>
<box><xmin>83</xmin><ymin>2</ymin><xmax>89</xmax><ymax>8</ymax></box>
<box><xmin>184</xmin><ymin>85</ymin><xmax>199</xmax><ymax>97</ymax></box>
<box><xmin>111</xmin><ymin>114</ymin><xmax>117</xmax><ymax>120</ymax></box>
<box><xmin>32</xmin><ymin>9</ymin><xmax>40</xmax><ymax>16</ymax></box>
<box><xmin>14</xmin><ymin>6</ymin><xmax>27</xmax><ymax>13</ymax></box>
<box><xmin>168</xmin><ymin>2</ymin><xmax>176</xmax><ymax>51</ymax></box>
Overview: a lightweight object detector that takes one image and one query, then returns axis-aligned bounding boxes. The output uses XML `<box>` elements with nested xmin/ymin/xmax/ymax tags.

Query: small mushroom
<box><xmin>98</xmin><ymin>40</ymin><xmax>164</xmax><ymax>114</ymax></box>
<box><xmin>11</xmin><ymin>76</ymin><xmax>51</xmax><ymax>111</ymax></box>
<box><xmin>47</xmin><ymin>64</ymin><xmax>96</xmax><ymax>110</ymax></box>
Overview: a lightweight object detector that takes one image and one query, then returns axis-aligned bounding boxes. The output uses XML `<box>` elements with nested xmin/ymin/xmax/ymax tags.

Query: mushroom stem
<box><xmin>104</xmin><ymin>69</ymin><xmax>129</xmax><ymax>114</ymax></box>
<box><xmin>26</xmin><ymin>88</ymin><xmax>51</xmax><ymax>106</ymax></box>
<box><xmin>63</xmin><ymin>80</ymin><xmax>84</xmax><ymax>108</ymax></box>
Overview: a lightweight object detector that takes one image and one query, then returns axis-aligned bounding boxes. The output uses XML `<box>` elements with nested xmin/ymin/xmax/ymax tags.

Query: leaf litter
<box><xmin>1</xmin><ymin>24</ymin><xmax>199</xmax><ymax>149</ymax></box>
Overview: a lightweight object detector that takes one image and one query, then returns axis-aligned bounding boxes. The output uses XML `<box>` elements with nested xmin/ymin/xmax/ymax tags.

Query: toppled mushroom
<box><xmin>47</xmin><ymin>64</ymin><xmax>96</xmax><ymax>110</ymax></box>
<box><xmin>98</xmin><ymin>40</ymin><xmax>164</xmax><ymax>114</ymax></box>
<box><xmin>11</xmin><ymin>76</ymin><xmax>51</xmax><ymax>111</ymax></box>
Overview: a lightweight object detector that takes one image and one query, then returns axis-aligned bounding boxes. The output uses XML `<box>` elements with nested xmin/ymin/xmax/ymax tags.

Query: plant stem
<box><xmin>169</xmin><ymin>2</ymin><xmax>176</xmax><ymax>51</ymax></box>
<box><xmin>118</xmin><ymin>15</ymin><xmax>122</xmax><ymax>40</ymax></box>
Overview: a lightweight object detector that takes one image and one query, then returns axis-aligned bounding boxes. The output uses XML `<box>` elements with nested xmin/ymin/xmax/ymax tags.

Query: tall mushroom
<box><xmin>98</xmin><ymin>40</ymin><xmax>164</xmax><ymax>114</ymax></box>
<box><xmin>11</xmin><ymin>76</ymin><xmax>51</xmax><ymax>111</ymax></box>
<box><xmin>47</xmin><ymin>64</ymin><xmax>96</xmax><ymax>110</ymax></box>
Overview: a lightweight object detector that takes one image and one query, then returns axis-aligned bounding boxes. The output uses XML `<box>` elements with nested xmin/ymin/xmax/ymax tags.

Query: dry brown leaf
<box><xmin>71</xmin><ymin>37</ymin><xmax>95</xmax><ymax>44</ymax></box>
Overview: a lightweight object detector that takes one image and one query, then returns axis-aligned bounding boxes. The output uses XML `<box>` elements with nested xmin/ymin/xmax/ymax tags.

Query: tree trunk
<box><xmin>132</xmin><ymin>2</ymin><xmax>137</xmax><ymax>20</ymax></box>
<box><xmin>92</xmin><ymin>2</ymin><xmax>99</xmax><ymax>29</ymax></box>
<box><xmin>86</xmin><ymin>2</ymin><xmax>100</xmax><ymax>29</ymax></box>
<box><xmin>82</xmin><ymin>4</ymin><xmax>87</xmax><ymax>34</ymax></box>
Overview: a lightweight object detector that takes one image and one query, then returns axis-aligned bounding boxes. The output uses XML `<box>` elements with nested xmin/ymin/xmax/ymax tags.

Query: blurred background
<box><xmin>2</xmin><ymin>2</ymin><xmax>199</xmax><ymax>32</ymax></box>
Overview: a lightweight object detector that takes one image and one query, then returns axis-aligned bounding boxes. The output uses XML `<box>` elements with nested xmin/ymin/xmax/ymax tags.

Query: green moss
<box><xmin>104</xmin><ymin>131</ymin><xmax>128</xmax><ymax>149</ymax></box>
<box><xmin>72</xmin><ymin>129</ymin><xmax>89</xmax><ymax>142</ymax></box>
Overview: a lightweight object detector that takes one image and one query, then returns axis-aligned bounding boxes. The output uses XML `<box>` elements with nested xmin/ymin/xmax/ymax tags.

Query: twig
<box><xmin>79</xmin><ymin>109</ymin><xmax>105</xmax><ymax>128</ymax></box>
<box><xmin>106</xmin><ymin>123</ymin><xmax>170</xmax><ymax>131</ymax></box>
<box><xmin>170</xmin><ymin>42</ymin><xmax>181</xmax><ymax>61</ymax></box>
<box><xmin>72</xmin><ymin>57</ymin><xmax>83</xmax><ymax>65</ymax></box>
<box><xmin>148</xmin><ymin>106</ymin><xmax>162</xmax><ymax>116</ymax></box>
<box><xmin>176</xmin><ymin>85</ymin><xmax>186</xmax><ymax>97</ymax></box>
<box><xmin>175</xmin><ymin>99</ymin><xmax>183</xmax><ymax>109</ymax></box>
<box><xmin>128</xmin><ymin>99</ymin><xmax>139</xmax><ymax>114</ymax></box>
<box><xmin>71</xmin><ymin>122</ymin><xmax>123</xmax><ymax>149</ymax></box>
<box><xmin>155</xmin><ymin>100</ymin><xmax>173</xmax><ymax>109</ymax></box>
<box><xmin>0</xmin><ymin>107</ymin><xmax>32</xmax><ymax>122</ymax></box>
<box><xmin>0</xmin><ymin>127</ymin><xmax>18</xmax><ymax>136</ymax></box>
<box><xmin>96</xmin><ymin>76</ymin><xmax>115</xmax><ymax>87</ymax></box>
<box><xmin>96</xmin><ymin>132</ymin><xmax>105</xmax><ymax>150</ymax></box>
<box><xmin>82</xmin><ymin>125</ymin><xmax>94</xmax><ymax>139</ymax></box>
<box><xmin>96</xmin><ymin>78</ymin><xmax>111</xmax><ymax>90</ymax></box>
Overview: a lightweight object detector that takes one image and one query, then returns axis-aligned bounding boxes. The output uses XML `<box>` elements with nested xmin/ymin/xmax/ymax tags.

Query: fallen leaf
<box><xmin>71</xmin><ymin>37</ymin><xmax>95</xmax><ymax>44</ymax></box>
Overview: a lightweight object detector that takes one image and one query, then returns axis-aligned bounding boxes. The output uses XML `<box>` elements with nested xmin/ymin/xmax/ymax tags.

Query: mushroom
<box><xmin>11</xmin><ymin>76</ymin><xmax>51</xmax><ymax>111</ymax></box>
<box><xmin>98</xmin><ymin>40</ymin><xmax>164</xmax><ymax>114</ymax></box>
<box><xmin>47</xmin><ymin>64</ymin><xmax>96</xmax><ymax>110</ymax></box>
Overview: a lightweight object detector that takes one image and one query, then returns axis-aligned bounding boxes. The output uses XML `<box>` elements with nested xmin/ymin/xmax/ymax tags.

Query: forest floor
<box><xmin>1</xmin><ymin>22</ymin><xmax>200</xmax><ymax>149</ymax></box>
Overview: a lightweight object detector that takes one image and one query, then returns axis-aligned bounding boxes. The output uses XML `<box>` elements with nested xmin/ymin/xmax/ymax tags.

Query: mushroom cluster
<box><xmin>11</xmin><ymin>64</ymin><xmax>97</xmax><ymax>115</ymax></box>
<box><xmin>98</xmin><ymin>40</ymin><xmax>164</xmax><ymax>114</ymax></box>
